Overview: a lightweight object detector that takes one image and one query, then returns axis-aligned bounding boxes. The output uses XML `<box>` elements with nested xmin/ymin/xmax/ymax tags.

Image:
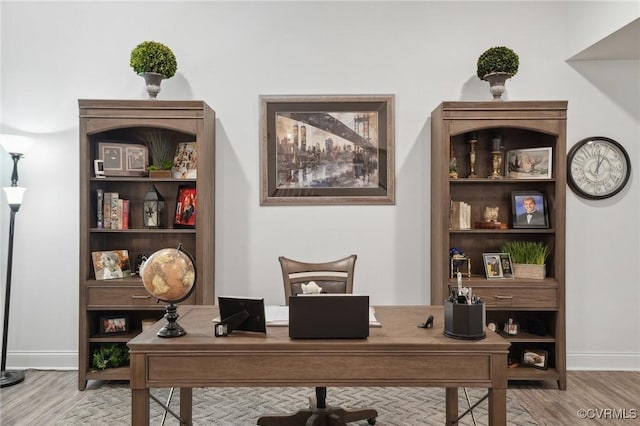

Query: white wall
<box><xmin>1</xmin><ymin>1</ymin><xmax>638</xmax><ymax>371</ymax></box>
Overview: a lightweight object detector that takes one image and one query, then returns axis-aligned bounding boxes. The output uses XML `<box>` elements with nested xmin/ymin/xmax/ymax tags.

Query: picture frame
<box><xmin>259</xmin><ymin>94</ymin><xmax>395</xmax><ymax>205</ymax></box>
<box><xmin>172</xmin><ymin>142</ymin><xmax>197</xmax><ymax>179</ymax></box>
<box><xmin>506</xmin><ymin>147</ymin><xmax>552</xmax><ymax>179</ymax></box>
<box><xmin>174</xmin><ymin>185</ymin><xmax>196</xmax><ymax>228</ymax></box>
<box><xmin>94</xmin><ymin>159</ymin><xmax>105</xmax><ymax>178</ymax></box>
<box><xmin>511</xmin><ymin>191</ymin><xmax>549</xmax><ymax>228</ymax></box>
<box><xmin>483</xmin><ymin>253</ymin><xmax>514</xmax><ymax>279</ymax></box>
<box><xmin>98</xmin><ymin>142</ymin><xmax>148</xmax><ymax>176</ymax></box>
<box><xmin>91</xmin><ymin>249</ymin><xmax>132</xmax><ymax>280</ymax></box>
<box><xmin>99</xmin><ymin>315</ymin><xmax>129</xmax><ymax>335</ymax></box>
<box><xmin>521</xmin><ymin>349</ymin><xmax>548</xmax><ymax>369</ymax></box>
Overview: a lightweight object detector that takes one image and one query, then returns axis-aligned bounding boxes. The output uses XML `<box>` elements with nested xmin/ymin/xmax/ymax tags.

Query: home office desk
<box><xmin>128</xmin><ymin>305</ymin><xmax>509</xmax><ymax>425</ymax></box>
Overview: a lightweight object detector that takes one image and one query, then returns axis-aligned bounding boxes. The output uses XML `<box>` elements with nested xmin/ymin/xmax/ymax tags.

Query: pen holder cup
<box><xmin>444</xmin><ymin>300</ymin><xmax>486</xmax><ymax>340</ymax></box>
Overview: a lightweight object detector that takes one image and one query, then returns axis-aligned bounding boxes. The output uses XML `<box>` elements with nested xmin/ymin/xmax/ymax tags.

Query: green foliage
<box><xmin>91</xmin><ymin>344</ymin><xmax>129</xmax><ymax>370</ymax></box>
<box><xmin>476</xmin><ymin>46</ymin><xmax>519</xmax><ymax>79</ymax></box>
<box><xmin>137</xmin><ymin>129</ymin><xmax>174</xmax><ymax>170</ymax></box>
<box><xmin>500</xmin><ymin>241</ymin><xmax>550</xmax><ymax>265</ymax></box>
<box><xmin>130</xmin><ymin>41</ymin><xmax>177</xmax><ymax>78</ymax></box>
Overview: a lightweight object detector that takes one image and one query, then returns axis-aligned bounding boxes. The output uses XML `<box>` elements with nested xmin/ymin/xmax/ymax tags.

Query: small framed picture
<box><xmin>99</xmin><ymin>315</ymin><xmax>129</xmax><ymax>335</ymax></box>
<box><xmin>94</xmin><ymin>159</ymin><xmax>105</xmax><ymax>178</ymax></box>
<box><xmin>174</xmin><ymin>185</ymin><xmax>196</xmax><ymax>228</ymax></box>
<box><xmin>483</xmin><ymin>253</ymin><xmax>514</xmax><ymax>279</ymax></box>
<box><xmin>521</xmin><ymin>349</ymin><xmax>548</xmax><ymax>369</ymax></box>
<box><xmin>98</xmin><ymin>142</ymin><xmax>148</xmax><ymax>176</ymax></box>
<box><xmin>506</xmin><ymin>147</ymin><xmax>552</xmax><ymax>179</ymax></box>
<box><xmin>91</xmin><ymin>250</ymin><xmax>132</xmax><ymax>280</ymax></box>
<box><xmin>172</xmin><ymin>142</ymin><xmax>197</xmax><ymax>179</ymax></box>
<box><xmin>511</xmin><ymin>191</ymin><xmax>549</xmax><ymax>228</ymax></box>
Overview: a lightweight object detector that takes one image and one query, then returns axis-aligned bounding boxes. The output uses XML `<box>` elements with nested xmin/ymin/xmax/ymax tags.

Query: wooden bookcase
<box><xmin>78</xmin><ymin>100</ymin><xmax>215</xmax><ymax>390</ymax></box>
<box><xmin>430</xmin><ymin>101</ymin><xmax>567</xmax><ymax>390</ymax></box>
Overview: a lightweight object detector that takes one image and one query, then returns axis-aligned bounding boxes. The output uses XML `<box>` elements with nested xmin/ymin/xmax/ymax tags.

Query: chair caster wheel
<box><xmin>368</xmin><ymin>418</ymin><xmax>376</xmax><ymax>425</ymax></box>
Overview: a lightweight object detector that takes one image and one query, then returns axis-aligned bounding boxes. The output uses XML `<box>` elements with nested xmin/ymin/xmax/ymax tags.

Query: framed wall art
<box><xmin>174</xmin><ymin>185</ymin><xmax>196</xmax><ymax>228</ymax></box>
<box><xmin>511</xmin><ymin>191</ymin><xmax>549</xmax><ymax>228</ymax></box>
<box><xmin>259</xmin><ymin>94</ymin><xmax>395</xmax><ymax>205</ymax></box>
<box><xmin>506</xmin><ymin>147</ymin><xmax>552</xmax><ymax>179</ymax></box>
<box><xmin>98</xmin><ymin>142</ymin><xmax>148</xmax><ymax>176</ymax></box>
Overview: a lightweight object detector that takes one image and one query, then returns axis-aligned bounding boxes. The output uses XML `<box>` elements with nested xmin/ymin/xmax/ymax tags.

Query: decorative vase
<box><xmin>138</xmin><ymin>72</ymin><xmax>165</xmax><ymax>99</ymax></box>
<box><xmin>482</xmin><ymin>72</ymin><xmax>512</xmax><ymax>100</ymax></box>
<box><xmin>512</xmin><ymin>263</ymin><xmax>546</xmax><ymax>279</ymax></box>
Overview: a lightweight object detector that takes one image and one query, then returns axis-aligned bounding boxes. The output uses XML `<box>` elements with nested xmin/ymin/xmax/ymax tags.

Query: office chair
<box><xmin>257</xmin><ymin>254</ymin><xmax>377</xmax><ymax>426</ymax></box>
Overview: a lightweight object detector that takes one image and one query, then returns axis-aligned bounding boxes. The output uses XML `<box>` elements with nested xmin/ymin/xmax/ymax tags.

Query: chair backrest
<box><xmin>279</xmin><ymin>255</ymin><xmax>357</xmax><ymax>305</ymax></box>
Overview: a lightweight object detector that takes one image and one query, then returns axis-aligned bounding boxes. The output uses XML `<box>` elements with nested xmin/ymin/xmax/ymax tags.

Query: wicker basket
<box><xmin>512</xmin><ymin>263</ymin><xmax>546</xmax><ymax>279</ymax></box>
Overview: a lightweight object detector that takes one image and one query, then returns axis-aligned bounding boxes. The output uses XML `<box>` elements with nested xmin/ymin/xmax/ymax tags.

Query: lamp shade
<box><xmin>0</xmin><ymin>135</ymin><xmax>33</xmax><ymax>155</ymax></box>
<box><xmin>3</xmin><ymin>187</ymin><xmax>26</xmax><ymax>207</ymax></box>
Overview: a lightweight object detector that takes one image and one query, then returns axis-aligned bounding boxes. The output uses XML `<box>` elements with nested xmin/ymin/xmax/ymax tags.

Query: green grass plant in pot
<box><xmin>137</xmin><ymin>128</ymin><xmax>175</xmax><ymax>177</ymax></box>
<box><xmin>500</xmin><ymin>241</ymin><xmax>550</xmax><ymax>279</ymax></box>
<box><xmin>130</xmin><ymin>41</ymin><xmax>178</xmax><ymax>99</ymax></box>
<box><xmin>476</xmin><ymin>46</ymin><xmax>519</xmax><ymax>100</ymax></box>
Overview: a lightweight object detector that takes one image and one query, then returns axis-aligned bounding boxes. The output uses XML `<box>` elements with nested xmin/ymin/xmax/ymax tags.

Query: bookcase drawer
<box><xmin>87</xmin><ymin>285</ymin><xmax>157</xmax><ymax>307</ymax></box>
<box><xmin>473</xmin><ymin>287</ymin><xmax>557</xmax><ymax>308</ymax></box>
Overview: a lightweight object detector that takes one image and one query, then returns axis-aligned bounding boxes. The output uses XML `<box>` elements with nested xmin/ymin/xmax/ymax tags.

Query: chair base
<box><xmin>257</xmin><ymin>406</ymin><xmax>377</xmax><ymax>426</ymax></box>
<box><xmin>257</xmin><ymin>387</ymin><xmax>377</xmax><ymax>426</ymax></box>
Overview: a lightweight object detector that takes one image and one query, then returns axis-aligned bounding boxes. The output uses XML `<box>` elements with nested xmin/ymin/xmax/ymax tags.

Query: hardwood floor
<box><xmin>0</xmin><ymin>370</ymin><xmax>638</xmax><ymax>425</ymax></box>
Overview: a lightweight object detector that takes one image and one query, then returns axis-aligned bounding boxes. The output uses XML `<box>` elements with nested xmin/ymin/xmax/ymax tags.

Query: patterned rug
<box><xmin>57</xmin><ymin>384</ymin><xmax>537</xmax><ymax>425</ymax></box>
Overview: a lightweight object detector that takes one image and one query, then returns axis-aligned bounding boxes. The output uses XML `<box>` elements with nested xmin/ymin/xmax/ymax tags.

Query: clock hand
<box><xmin>595</xmin><ymin>146</ymin><xmax>609</xmax><ymax>174</ymax></box>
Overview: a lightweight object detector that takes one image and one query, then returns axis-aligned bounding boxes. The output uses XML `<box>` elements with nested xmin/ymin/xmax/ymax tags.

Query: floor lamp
<box><xmin>1</xmin><ymin>135</ymin><xmax>29</xmax><ymax>388</ymax></box>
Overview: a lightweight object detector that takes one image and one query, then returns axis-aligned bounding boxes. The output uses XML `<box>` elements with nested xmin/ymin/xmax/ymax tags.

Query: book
<box><xmin>96</xmin><ymin>189</ymin><xmax>104</xmax><ymax>229</ymax></box>
<box><xmin>121</xmin><ymin>199</ymin><xmax>129</xmax><ymax>230</ymax></box>
<box><xmin>172</xmin><ymin>142</ymin><xmax>197</xmax><ymax>179</ymax></box>
<box><xmin>110</xmin><ymin>192</ymin><xmax>120</xmax><ymax>230</ymax></box>
<box><xmin>103</xmin><ymin>192</ymin><xmax>111</xmax><ymax>229</ymax></box>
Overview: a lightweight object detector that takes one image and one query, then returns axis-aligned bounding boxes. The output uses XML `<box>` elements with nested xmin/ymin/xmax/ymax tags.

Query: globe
<box><xmin>141</xmin><ymin>247</ymin><xmax>196</xmax><ymax>303</ymax></box>
<box><xmin>140</xmin><ymin>246</ymin><xmax>196</xmax><ymax>337</ymax></box>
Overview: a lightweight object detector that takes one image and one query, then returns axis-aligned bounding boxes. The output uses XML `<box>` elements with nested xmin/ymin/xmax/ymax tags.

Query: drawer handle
<box><xmin>131</xmin><ymin>295</ymin><xmax>151</xmax><ymax>299</ymax></box>
<box><xmin>494</xmin><ymin>294</ymin><xmax>513</xmax><ymax>299</ymax></box>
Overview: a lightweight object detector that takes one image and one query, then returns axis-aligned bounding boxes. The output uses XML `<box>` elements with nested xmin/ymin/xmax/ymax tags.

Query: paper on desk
<box><xmin>265</xmin><ymin>305</ymin><xmax>381</xmax><ymax>327</ymax></box>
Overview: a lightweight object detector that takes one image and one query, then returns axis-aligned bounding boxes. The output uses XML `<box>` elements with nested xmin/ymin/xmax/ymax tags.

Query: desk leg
<box><xmin>131</xmin><ymin>388</ymin><xmax>150</xmax><ymax>426</ymax></box>
<box><xmin>445</xmin><ymin>387</ymin><xmax>459</xmax><ymax>425</ymax></box>
<box><xmin>180</xmin><ymin>387</ymin><xmax>193</xmax><ymax>425</ymax></box>
<box><xmin>488</xmin><ymin>387</ymin><xmax>506</xmax><ymax>426</ymax></box>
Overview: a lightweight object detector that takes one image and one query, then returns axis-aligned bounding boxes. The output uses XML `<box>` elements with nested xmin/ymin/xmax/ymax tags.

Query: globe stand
<box><xmin>157</xmin><ymin>303</ymin><xmax>186</xmax><ymax>338</ymax></box>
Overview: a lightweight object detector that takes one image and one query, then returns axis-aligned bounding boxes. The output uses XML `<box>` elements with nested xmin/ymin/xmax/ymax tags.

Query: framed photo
<box><xmin>259</xmin><ymin>94</ymin><xmax>395</xmax><ymax>205</ymax></box>
<box><xmin>506</xmin><ymin>147</ymin><xmax>552</xmax><ymax>179</ymax></box>
<box><xmin>483</xmin><ymin>253</ymin><xmax>514</xmax><ymax>279</ymax></box>
<box><xmin>172</xmin><ymin>142</ymin><xmax>197</xmax><ymax>179</ymax></box>
<box><xmin>511</xmin><ymin>191</ymin><xmax>549</xmax><ymax>228</ymax></box>
<box><xmin>91</xmin><ymin>250</ymin><xmax>132</xmax><ymax>280</ymax></box>
<box><xmin>99</xmin><ymin>315</ymin><xmax>129</xmax><ymax>335</ymax></box>
<box><xmin>94</xmin><ymin>159</ymin><xmax>105</xmax><ymax>178</ymax></box>
<box><xmin>521</xmin><ymin>349</ymin><xmax>548</xmax><ymax>369</ymax></box>
<box><xmin>174</xmin><ymin>185</ymin><xmax>196</xmax><ymax>228</ymax></box>
<box><xmin>98</xmin><ymin>142</ymin><xmax>148</xmax><ymax>176</ymax></box>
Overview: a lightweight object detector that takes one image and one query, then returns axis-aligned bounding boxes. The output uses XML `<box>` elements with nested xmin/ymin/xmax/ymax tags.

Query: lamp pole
<box><xmin>0</xmin><ymin>150</ymin><xmax>26</xmax><ymax>388</ymax></box>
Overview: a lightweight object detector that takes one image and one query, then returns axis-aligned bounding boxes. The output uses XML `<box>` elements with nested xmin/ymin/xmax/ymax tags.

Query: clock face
<box><xmin>567</xmin><ymin>137</ymin><xmax>631</xmax><ymax>200</ymax></box>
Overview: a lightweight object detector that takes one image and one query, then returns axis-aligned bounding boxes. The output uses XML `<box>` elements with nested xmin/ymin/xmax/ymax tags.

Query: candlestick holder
<box><xmin>490</xmin><ymin>151</ymin><xmax>503</xmax><ymax>179</ymax></box>
<box><xmin>468</xmin><ymin>138</ymin><xmax>478</xmax><ymax>178</ymax></box>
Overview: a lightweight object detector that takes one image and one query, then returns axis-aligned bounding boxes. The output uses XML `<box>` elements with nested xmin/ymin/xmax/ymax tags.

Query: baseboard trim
<box><xmin>6</xmin><ymin>351</ymin><xmax>77</xmax><ymax>370</ymax></box>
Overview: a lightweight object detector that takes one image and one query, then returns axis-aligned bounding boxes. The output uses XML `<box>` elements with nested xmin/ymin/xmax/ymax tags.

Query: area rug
<box><xmin>57</xmin><ymin>384</ymin><xmax>537</xmax><ymax>425</ymax></box>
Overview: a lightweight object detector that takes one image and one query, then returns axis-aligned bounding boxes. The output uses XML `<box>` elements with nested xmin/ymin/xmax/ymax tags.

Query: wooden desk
<box><xmin>128</xmin><ymin>305</ymin><xmax>509</xmax><ymax>425</ymax></box>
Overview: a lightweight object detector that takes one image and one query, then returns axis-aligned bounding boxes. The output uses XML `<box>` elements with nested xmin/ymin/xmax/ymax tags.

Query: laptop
<box><xmin>288</xmin><ymin>294</ymin><xmax>370</xmax><ymax>339</ymax></box>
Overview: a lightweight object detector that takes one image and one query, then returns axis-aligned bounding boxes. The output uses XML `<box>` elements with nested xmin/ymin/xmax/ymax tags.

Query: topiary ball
<box><xmin>130</xmin><ymin>41</ymin><xmax>178</xmax><ymax>78</ymax></box>
<box><xmin>476</xmin><ymin>46</ymin><xmax>519</xmax><ymax>79</ymax></box>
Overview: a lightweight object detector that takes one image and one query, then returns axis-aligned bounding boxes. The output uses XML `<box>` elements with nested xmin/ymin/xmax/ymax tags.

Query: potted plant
<box><xmin>130</xmin><ymin>41</ymin><xmax>178</xmax><ymax>99</ymax></box>
<box><xmin>137</xmin><ymin>129</ymin><xmax>174</xmax><ymax>177</ymax></box>
<box><xmin>476</xmin><ymin>46</ymin><xmax>519</xmax><ymax>100</ymax></box>
<box><xmin>91</xmin><ymin>343</ymin><xmax>129</xmax><ymax>370</ymax></box>
<box><xmin>500</xmin><ymin>241</ymin><xmax>550</xmax><ymax>279</ymax></box>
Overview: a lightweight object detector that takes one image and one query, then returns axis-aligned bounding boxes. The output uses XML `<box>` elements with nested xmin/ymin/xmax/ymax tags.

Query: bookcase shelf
<box><xmin>78</xmin><ymin>100</ymin><xmax>216</xmax><ymax>390</ymax></box>
<box><xmin>430</xmin><ymin>101</ymin><xmax>567</xmax><ymax>390</ymax></box>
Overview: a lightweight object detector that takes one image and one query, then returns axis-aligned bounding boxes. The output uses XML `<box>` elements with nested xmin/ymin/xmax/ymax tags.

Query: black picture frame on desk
<box><xmin>511</xmin><ymin>191</ymin><xmax>549</xmax><ymax>228</ymax></box>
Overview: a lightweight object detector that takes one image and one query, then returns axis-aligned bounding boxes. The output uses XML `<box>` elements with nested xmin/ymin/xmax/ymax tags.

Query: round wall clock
<box><xmin>567</xmin><ymin>136</ymin><xmax>631</xmax><ymax>200</ymax></box>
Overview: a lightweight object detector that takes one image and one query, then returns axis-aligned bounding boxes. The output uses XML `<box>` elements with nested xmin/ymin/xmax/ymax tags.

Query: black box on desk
<box><xmin>444</xmin><ymin>300</ymin><xmax>486</xmax><ymax>340</ymax></box>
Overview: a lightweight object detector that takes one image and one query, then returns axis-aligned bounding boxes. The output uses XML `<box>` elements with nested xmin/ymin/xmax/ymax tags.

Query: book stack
<box><xmin>450</xmin><ymin>201</ymin><xmax>471</xmax><ymax>230</ymax></box>
<box><xmin>97</xmin><ymin>189</ymin><xmax>129</xmax><ymax>229</ymax></box>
